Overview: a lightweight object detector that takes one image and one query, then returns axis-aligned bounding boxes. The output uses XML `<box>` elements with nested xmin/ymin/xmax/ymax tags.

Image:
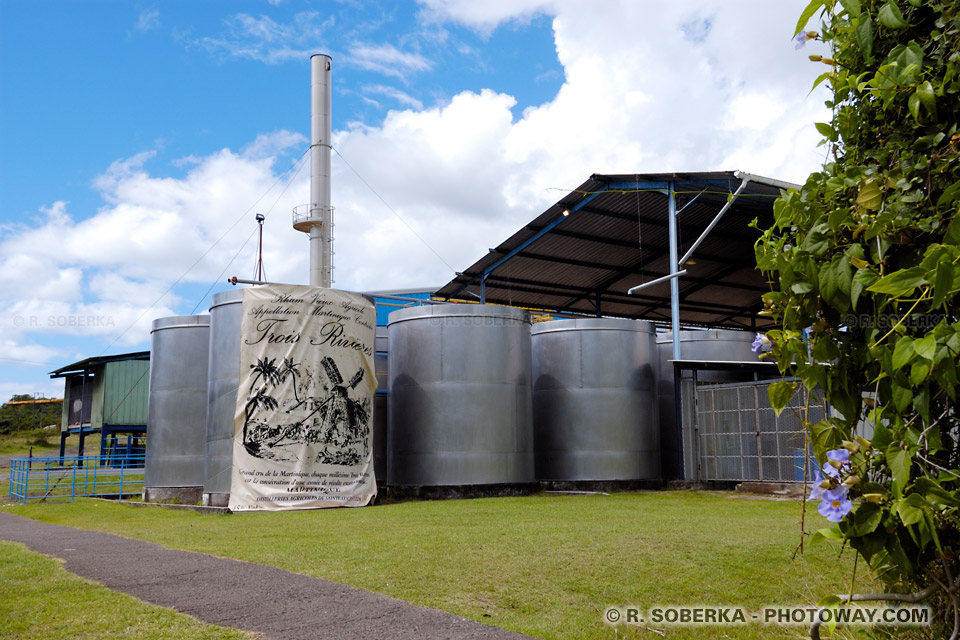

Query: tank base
<box><xmin>380</xmin><ymin>483</ymin><xmax>539</xmax><ymax>502</ymax></box>
<box><xmin>539</xmin><ymin>479</ymin><xmax>663</xmax><ymax>493</ymax></box>
<box><xmin>202</xmin><ymin>492</ymin><xmax>230</xmax><ymax>508</ymax></box>
<box><xmin>143</xmin><ymin>486</ymin><xmax>203</xmax><ymax>504</ymax></box>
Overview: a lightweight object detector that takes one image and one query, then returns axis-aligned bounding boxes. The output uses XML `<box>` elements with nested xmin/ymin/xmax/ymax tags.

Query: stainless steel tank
<box><xmin>387</xmin><ymin>304</ymin><xmax>534</xmax><ymax>486</ymax></box>
<box><xmin>657</xmin><ymin>329</ymin><xmax>760</xmax><ymax>481</ymax></box>
<box><xmin>144</xmin><ymin>315</ymin><xmax>210</xmax><ymax>503</ymax></box>
<box><xmin>204</xmin><ymin>289</ymin><xmax>244</xmax><ymax>507</ymax></box>
<box><xmin>531</xmin><ymin>318</ymin><xmax>658</xmax><ymax>481</ymax></box>
<box><xmin>373</xmin><ymin>325</ymin><xmax>388</xmax><ymax>482</ymax></box>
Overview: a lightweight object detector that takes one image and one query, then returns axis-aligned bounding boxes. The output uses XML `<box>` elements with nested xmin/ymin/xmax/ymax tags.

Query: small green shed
<box><xmin>50</xmin><ymin>352</ymin><xmax>150</xmax><ymax>459</ymax></box>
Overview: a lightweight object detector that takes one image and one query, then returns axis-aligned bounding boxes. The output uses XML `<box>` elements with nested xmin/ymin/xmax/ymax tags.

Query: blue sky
<box><xmin>0</xmin><ymin>0</ymin><xmax>829</xmax><ymax>400</ymax></box>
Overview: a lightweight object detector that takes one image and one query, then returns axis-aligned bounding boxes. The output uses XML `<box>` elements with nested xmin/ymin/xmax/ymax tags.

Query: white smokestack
<box><xmin>309</xmin><ymin>54</ymin><xmax>332</xmax><ymax>287</ymax></box>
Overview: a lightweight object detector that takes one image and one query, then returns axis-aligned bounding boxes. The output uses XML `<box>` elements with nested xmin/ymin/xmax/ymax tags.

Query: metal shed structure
<box><xmin>50</xmin><ymin>352</ymin><xmax>150</xmax><ymax>461</ymax></box>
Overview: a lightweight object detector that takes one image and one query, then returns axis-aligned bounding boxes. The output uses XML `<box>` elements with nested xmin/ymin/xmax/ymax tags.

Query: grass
<box><xmin>0</xmin><ymin>541</ymin><xmax>253</xmax><ymax>640</ymax></box>
<box><xmin>2</xmin><ymin>490</ymin><xmax>876</xmax><ymax>640</ymax></box>
<box><xmin>0</xmin><ymin>428</ymin><xmax>61</xmax><ymax>456</ymax></box>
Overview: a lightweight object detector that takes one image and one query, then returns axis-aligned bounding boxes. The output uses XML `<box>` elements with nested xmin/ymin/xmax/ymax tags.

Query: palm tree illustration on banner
<box><xmin>280</xmin><ymin>357</ymin><xmax>302</xmax><ymax>403</ymax></box>
<box><xmin>243</xmin><ymin>386</ymin><xmax>279</xmax><ymax>455</ymax></box>
<box><xmin>249</xmin><ymin>357</ymin><xmax>282</xmax><ymax>393</ymax></box>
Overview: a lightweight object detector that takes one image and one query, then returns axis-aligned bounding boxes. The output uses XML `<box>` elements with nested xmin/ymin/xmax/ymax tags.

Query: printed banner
<box><xmin>229</xmin><ymin>285</ymin><xmax>377</xmax><ymax>511</ymax></box>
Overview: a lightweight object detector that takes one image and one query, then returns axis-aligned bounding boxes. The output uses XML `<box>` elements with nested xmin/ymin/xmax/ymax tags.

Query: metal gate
<box><xmin>695</xmin><ymin>380</ymin><xmax>826</xmax><ymax>483</ymax></box>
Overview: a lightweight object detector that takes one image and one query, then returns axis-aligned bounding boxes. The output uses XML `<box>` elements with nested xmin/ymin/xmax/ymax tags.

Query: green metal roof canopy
<box><xmin>436</xmin><ymin>171</ymin><xmax>796</xmax><ymax>332</ymax></box>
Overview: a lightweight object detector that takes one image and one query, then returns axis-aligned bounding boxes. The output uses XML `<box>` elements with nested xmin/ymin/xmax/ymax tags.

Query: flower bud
<box><xmin>855</xmin><ymin>436</ymin><xmax>872</xmax><ymax>450</ymax></box>
<box><xmin>809</xmin><ymin>54</ymin><xmax>823</xmax><ymax>62</ymax></box>
<box><xmin>820</xmin><ymin>57</ymin><xmax>836</xmax><ymax>66</ymax></box>
<box><xmin>842</xmin><ymin>475</ymin><xmax>861</xmax><ymax>489</ymax></box>
<box><xmin>863</xmin><ymin>493</ymin><xmax>884</xmax><ymax>504</ymax></box>
<box><xmin>842</xmin><ymin>440</ymin><xmax>860</xmax><ymax>454</ymax></box>
<box><xmin>805</xmin><ymin>30</ymin><xmax>819</xmax><ymax>40</ymax></box>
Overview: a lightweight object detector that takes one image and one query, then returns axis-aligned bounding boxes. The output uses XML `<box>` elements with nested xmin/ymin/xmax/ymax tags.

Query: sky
<box><xmin>0</xmin><ymin>0</ymin><xmax>831</xmax><ymax>401</ymax></box>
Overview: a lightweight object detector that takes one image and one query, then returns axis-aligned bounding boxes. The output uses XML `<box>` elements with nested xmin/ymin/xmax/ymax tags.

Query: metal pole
<box><xmin>668</xmin><ymin>182</ymin><xmax>681</xmax><ymax>361</ymax></box>
<box><xmin>310</xmin><ymin>54</ymin><xmax>332</xmax><ymax>287</ymax></box>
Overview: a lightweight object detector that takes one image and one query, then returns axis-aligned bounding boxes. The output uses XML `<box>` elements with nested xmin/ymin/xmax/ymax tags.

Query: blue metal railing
<box><xmin>8</xmin><ymin>454</ymin><xmax>145</xmax><ymax>504</ymax></box>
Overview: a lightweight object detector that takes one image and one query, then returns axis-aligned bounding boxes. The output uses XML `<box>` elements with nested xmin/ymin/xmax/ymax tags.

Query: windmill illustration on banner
<box><xmin>242</xmin><ymin>354</ymin><xmax>370</xmax><ymax>465</ymax></box>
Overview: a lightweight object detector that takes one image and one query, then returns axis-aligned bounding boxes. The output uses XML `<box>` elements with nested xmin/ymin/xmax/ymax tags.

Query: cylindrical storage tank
<box><xmin>657</xmin><ymin>329</ymin><xmax>759</xmax><ymax>481</ymax></box>
<box><xmin>532</xmin><ymin>318</ymin><xmax>658</xmax><ymax>481</ymax></box>
<box><xmin>203</xmin><ymin>289</ymin><xmax>244</xmax><ymax>507</ymax></box>
<box><xmin>387</xmin><ymin>304</ymin><xmax>534</xmax><ymax>486</ymax></box>
<box><xmin>144</xmin><ymin>315</ymin><xmax>211</xmax><ymax>503</ymax></box>
<box><xmin>373</xmin><ymin>325</ymin><xmax>389</xmax><ymax>482</ymax></box>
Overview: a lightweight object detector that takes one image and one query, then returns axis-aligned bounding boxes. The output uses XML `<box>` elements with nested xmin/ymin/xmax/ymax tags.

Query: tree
<box><xmin>755</xmin><ymin>1</ymin><xmax>959</xmax><ymax>636</ymax></box>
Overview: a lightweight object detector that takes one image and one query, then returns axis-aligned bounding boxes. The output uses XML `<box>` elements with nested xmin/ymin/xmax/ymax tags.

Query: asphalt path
<box><xmin>0</xmin><ymin>511</ymin><xmax>538</xmax><ymax>640</ymax></box>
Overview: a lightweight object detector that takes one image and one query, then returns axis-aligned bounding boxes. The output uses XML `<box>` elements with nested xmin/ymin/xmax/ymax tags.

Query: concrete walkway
<box><xmin>0</xmin><ymin>512</ymin><xmax>537</xmax><ymax>640</ymax></box>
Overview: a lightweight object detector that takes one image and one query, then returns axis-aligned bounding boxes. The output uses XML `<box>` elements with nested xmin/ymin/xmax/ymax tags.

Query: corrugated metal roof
<box><xmin>435</xmin><ymin>171</ymin><xmax>795</xmax><ymax>330</ymax></box>
<box><xmin>49</xmin><ymin>351</ymin><xmax>150</xmax><ymax>378</ymax></box>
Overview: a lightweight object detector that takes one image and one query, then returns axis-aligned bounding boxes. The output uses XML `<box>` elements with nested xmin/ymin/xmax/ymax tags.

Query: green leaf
<box><xmin>851</xmin><ymin>269</ymin><xmax>879</xmax><ymax>310</ymax></box>
<box><xmin>910</xmin><ymin>360</ymin><xmax>930</xmax><ymax>385</ymax></box>
<box><xmin>856</xmin><ymin>12</ymin><xmax>874</xmax><ymax>60</ymax></box>
<box><xmin>892</xmin><ymin>382</ymin><xmax>913</xmax><ymax>412</ymax></box>
<box><xmin>768</xmin><ymin>381</ymin><xmax>797</xmax><ymax>416</ymax></box>
<box><xmin>908</xmin><ymin>90</ymin><xmax>922</xmax><ymax>122</ymax></box>
<box><xmin>791</xmin><ymin>281</ymin><xmax>815</xmax><ymax>294</ymax></box>
<box><xmin>893</xmin><ymin>336</ymin><xmax>915</xmax><ymax>369</ymax></box>
<box><xmin>932</xmin><ymin>260</ymin><xmax>953</xmax><ymax>308</ymax></box>
<box><xmin>857</xmin><ymin>179</ymin><xmax>882</xmax><ymax>210</ymax></box>
<box><xmin>811</xmin><ymin>525</ymin><xmax>844</xmax><ymax>545</ymax></box>
<box><xmin>916</xmin><ymin>81</ymin><xmax>936</xmax><ymax>119</ymax></box>
<box><xmin>914</xmin><ymin>334</ymin><xmax>936</xmax><ymax>360</ymax></box>
<box><xmin>915</xmin><ymin>477</ymin><xmax>960</xmax><ymax>507</ymax></box>
<box><xmin>938</xmin><ymin>181</ymin><xmax>960</xmax><ymax>211</ymax></box>
<box><xmin>887</xmin><ymin>446</ymin><xmax>912</xmax><ymax>488</ymax></box>
<box><xmin>811</xmin><ymin>71</ymin><xmax>833</xmax><ymax>93</ymax></box>
<box><xmin>867</xmin><ymin>266</ymin><xmax>926</xmax><ymax>296</ymax></box>
<box><xmin>872</xmin><ymin>422</ymin><xmax>892</xmax><ymax>449</ymax></box>
<box><xmin>849</xmin><ymin>502</ymin><xmax>883</xmax><ymax>536</ymax></box>
<box><xmin>811</xmin><ymin>419</ymin><xmax>845</xmax><ymax>453</ymax></box>
<box><xmin>795</xmin><ymin>0</ymin><xmax>826</xmax><ymax>36</ymax></box>
<box><xmin>840</xmin><ymin>0</ymin><xmax>861</xmax><ymax>18</ymax></box>
<box><xmin>945</xmin><ymin>216</ymin><xmax>960</xmax><ymax>244</ymax></box>
<box><xmin>815</xmin><ymin>122</ymin><xmax>837</xmax><ymax>141</ymax></box>
<box><xmin>896</xmin><ymin>494</ymin><xmax>928</xmax><ymax>526</ymax></box>
<box><xmin>878</xmin><ymin>1</ymin><xmax>907</xmax><ymax>29</ymax></box>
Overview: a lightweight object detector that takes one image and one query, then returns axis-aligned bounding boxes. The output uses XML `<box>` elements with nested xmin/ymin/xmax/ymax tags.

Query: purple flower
<box><xmin>808</xmin><ymin>469</ymin><xmax>827</xmax><ymax>501</ymax></box>
<box><xmin>751</xmin><ymin>333</ymin><xmax>770</xmax><ymax>353</ymax></box>
<box><xmin>822</xmin><ymin>448</ymin><xmax>851</xmax><ymax>479</ymax></box>
<box><xmin>827</xmin><ymin>449</ymin><xmax>849</xmax><ymax>463</ymax></box>
<box><xmin>794</xmin><ymin>31</ymin><xmax>818</xmax><ymax>50</ymax></box>
<box><xmin>818</xmin><ymin>486</ymin><xmax>853</xmax><ymax>522</ymax></box>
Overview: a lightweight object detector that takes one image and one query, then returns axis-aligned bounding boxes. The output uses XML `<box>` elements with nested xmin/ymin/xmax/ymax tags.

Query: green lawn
<box><xmin>0</xmin><ymin>428</ymin><xmax>61</xmax><ymax>456</ymax></box>
<box><xmin>2</xmin><ymin>491</ymin><xmax>874</xmax><ymax>639</ymax></box>
<box><xmin>0</xmin><ymin>541</ymin><xmax>252</xmax><ymax>640</ymax></box>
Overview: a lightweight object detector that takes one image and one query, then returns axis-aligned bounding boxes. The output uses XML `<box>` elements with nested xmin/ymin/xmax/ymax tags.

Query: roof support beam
<box><xmin>679</xmin><ymin>178</ymin><xmax>750</xmax><ymax>266</ymax></box>
<box><xmin>627</xmin><ymin>269</ymin><xmax>687</xmax><ymax>294</ymax></box>
<box><xmin>477</xmin><ymin>190</ymin><xmax>607</xmax><ymax>303</ymax></box>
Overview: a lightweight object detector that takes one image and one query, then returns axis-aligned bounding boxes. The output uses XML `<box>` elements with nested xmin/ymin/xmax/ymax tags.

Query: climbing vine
<box><xmin>755</xmin><ymin>0</ymin><xmax>960</xmax><ymax>636</ymax></box>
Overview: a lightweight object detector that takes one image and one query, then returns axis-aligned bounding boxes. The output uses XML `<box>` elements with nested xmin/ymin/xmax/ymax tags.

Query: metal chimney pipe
<box><xmin>309</xmin><ymin>54</ymin><xmax>332</xmax><ymax>287</ymax></box>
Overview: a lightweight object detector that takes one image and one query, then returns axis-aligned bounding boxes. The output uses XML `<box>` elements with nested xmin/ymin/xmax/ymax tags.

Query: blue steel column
<box><xmin>668</xmin><ymin>183</ymin><xmax>684</xmax><ymax>480</ymax></box>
